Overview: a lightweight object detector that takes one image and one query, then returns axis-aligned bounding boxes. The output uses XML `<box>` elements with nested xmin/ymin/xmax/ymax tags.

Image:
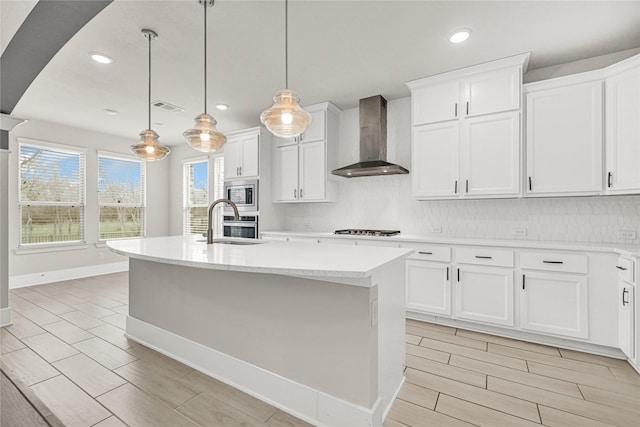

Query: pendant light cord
<box><xmin>284</xmin><ymin>0</ymin><xmax>288</xmax><ymax>89</ymax></box>
<box><xmin>148</xmin><ymin>32</ymin><xmax>152</xmax><ymax>130</ymax></box>
<box><xmin>204</xmin><ymin>0</ymin><xmax>208</xmax><ymax>114</ymax></box>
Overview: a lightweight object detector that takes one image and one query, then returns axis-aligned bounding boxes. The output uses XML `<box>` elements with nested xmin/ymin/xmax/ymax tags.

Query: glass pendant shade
<box><xmin>184</xmin><ymin>113</ymin><xmax>226</xmax><ymax>152</ymax></box>
<box><xmin>130</xmin><ymin>129</ymin><xmax>170</xmax><ymax>161</ymax></box>
<box><xmin>260</xmin><ymin>89</ymin><xmax>312</xmax><ymax>138</ymax></box>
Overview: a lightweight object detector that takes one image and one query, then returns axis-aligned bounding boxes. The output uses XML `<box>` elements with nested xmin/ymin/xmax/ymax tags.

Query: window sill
<box><xmin>15</xmin><ymin>243</ymin><xmax>89</xmax><ymax>255</ymax></box>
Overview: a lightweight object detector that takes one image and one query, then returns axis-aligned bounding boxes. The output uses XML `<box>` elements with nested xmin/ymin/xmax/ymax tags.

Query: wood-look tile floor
<box><xmin>0</xmin><ymin>273</ymin><xmax>638</xmax><ymax>427</ymax></box>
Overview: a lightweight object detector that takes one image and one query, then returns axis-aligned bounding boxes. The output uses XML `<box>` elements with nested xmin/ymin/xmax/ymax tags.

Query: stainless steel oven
<box><xmin>223</xmin><ymin>215</ymin><xmax>258</xmax><ymax>239</ymax></box>
<box><xmin>223</xmin><ymin>179</ymin><xmax>258</xmax><ymax>212</ymax></box>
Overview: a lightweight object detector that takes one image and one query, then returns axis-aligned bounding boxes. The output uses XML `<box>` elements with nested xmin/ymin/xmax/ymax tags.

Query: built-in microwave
<box><xmin>223</xmin><ymin>215</ymin><xmax>258</xmax><ymax>239</ymax></box>
<box><xmin>223</xmin><ymin>179</ymin><xmax>258</xmax><ymax>212</ymax></box>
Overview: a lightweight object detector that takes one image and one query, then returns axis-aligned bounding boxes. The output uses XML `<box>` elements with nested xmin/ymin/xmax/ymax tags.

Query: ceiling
<box><xmin>3</xmin><ymin>0</ymin><xmax>640</xmax><ymax>146</ymax></box>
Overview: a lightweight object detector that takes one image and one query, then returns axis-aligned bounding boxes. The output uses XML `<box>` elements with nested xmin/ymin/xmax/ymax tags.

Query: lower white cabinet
<box><xmin>619</xmin><ymin>281</ymin><xmax>635</xmax><ymax>359</ymax></box>
<box><xmin>520</xmin><ymin>271</ymin><xmax>589</xmax><ymax>339</ymax></box>
<box><xmin>406</xmin><ymin>260</ymin><xmax>451</xmax><ymax>316</ymax></box>
<box><xmin>455</xmin><ymin>265</ymin><xmax>514</xmax><ymax>327</ymax></box>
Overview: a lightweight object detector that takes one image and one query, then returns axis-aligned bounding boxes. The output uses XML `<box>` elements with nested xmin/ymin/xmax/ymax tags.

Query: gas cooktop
<box><xmin>334</xmin><ymin>229</ymin><xmax>401</xmax><ymax>237</ymax></box>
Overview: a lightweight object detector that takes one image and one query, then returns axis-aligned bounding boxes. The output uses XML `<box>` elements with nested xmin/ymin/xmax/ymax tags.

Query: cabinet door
<box><xmin>464</xmin><ymin>67</ymin><xmax>521</xmax><ymax>117</ymax></box>
<box><xmin>606</xmin><ymin>66</ymin><xmax>640</xmax><ymax>193</ymax></box>
<box><xmin>299</xmin><ymin>110</ymin><xmax>326</xmax><ymax>143</ymax></box>
<box><xmin>619</xmin><ymin>282</ymin><xmax>635</xmax><ymax>359</ymax></box>
<box><xmin>273</xmin><ymin>145</ymin><xmax>299</xmax><ymax>201</ymax></box>
<box><xmin>526</xmin><ymin>81</ymin><xmax>603</xmax><ymax>195</ymax></box>
<box><xmin>412</xmin><ymin>81</ymin><xmax>460</xmax><ymax>125</ymax></box>
<box><xmin>406</xmin><ymin>260</ymin><xmax>451</xmax><ymax>316</ymax></box>
<box><xmin>299</xmin><ymin>140</ymin><xmax>326</xmax><ymax>200</ymax></box>
<box><xmin>412</xmin><ymin>122</ymin><xmax>459</xmax><ymax>198</ymax></box>
<box><xmin>461</xmin><ymin>111</ymin><xmax>520</xmax><ymax>196</ymax></box>
<box><xmin>455</xmin><ymin>266</ymin><xmax>514</xmax><ymax>327</ymax></box>
<box><xmin>223</xmin><ymin>139</ymin><xmax>241</xmax><ymax>180</ymax></box>
<box><xmin>239</xmin><ymin>134</ymin><xmax>259</xmax><ymax>178</ymax></box>
<box><xmin>520</xmin><ymin>272</ymin><xmax>588</xmax><ymax>339</ymax></box>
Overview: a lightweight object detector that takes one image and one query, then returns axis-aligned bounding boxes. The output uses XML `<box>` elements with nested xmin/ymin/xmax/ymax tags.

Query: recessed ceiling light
<box><xmin>216</xmin><ymin>103</ymin><xmax>229</xmax><ymax>111</ymax></box>
<box><xmin>104</xmin><ymin>109</ymin><xmax>119</xmax><ymax>115</ymax></box>
<box><xmin>90</xmin><ymin>52</ymin><xmax>113</xmax><ymax>64</ymax></box>
<box><xmin>449</xmin><ymin>28</ymin><xmax>471</xmax><ymax>44</ymax></box>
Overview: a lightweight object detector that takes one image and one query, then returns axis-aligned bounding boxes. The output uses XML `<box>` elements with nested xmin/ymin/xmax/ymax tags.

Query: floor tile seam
<box><xmin>526</xmin><ymin>361</ymin><xmax>640</xmax><ymax>389</ymax></box>
<box><xmin>16</xmin><ymin>333</ymin><xmax>81</xmax><ymax>364</ymax></box>
<box><xmin>434</xmin><ymin>391</ymin><xmax>542</xmax><ymax>425</ymax></box>
<box><xmin>420</xmin><ymin>343</ymin><xmax>529</xmax><ymax>371</ymax></box>
<box><xmin>536</xmin><ymin>404</ymin><xmax>621</xmax><ymax>427</ymax></box>
<box><xmin>177</xmin><ymin>390</ymin><xmax>275</xmax><ymax>426</ymax></box>
<box><xmin>485</xmin><ymin>375</ymin><xmax>636</xmax><ymax>424</ymax></box>
<box><xmin>404</xmin><ymin>356</ymin><xmax>487</xmax><ymax>388</ymax></box>
<box><xmin>448</xmin><ymin>357</ymin><xmax>584</xmax><ymax>399</ymax></box>
<box><xmin>71</xmin><ymin>337</ymin><xmax>140</xmax><ymax>371</ymax></box>
<box><xmin>405</xmin><ymin>344</ymin><xmax>451</xmax><ymax>363</ymax></box>
<box><xmin>488</xmin><ymin>344</ymin><xmax>620</xmax><ymax>373</ymax></box>
<box><xmin>456</xmin><ymin>330</ymin><xmax>563</xmax><ymax>356</ymax></box>
<box><xmin>50</xmin><ymin>360</ymin><xmax>128</xmax><ymax>401</ymax></box>
<box><xmin>416</xmin><ymin>333</ymin><xmax>489</xmax><ymax>352</ymax></box>
<box><xmin>21</xmin><ymin>372</ymin><xmax>64</xmax><ymax>388</ymax></box>
<box><xmin>558</xmin><ymin>352</ymin><xmax>630</xmax><ymax>368</ymax></box>
<box><xmin>575</xmin><ymin>383</ymin><xmax>640</xmax><ymax>408</ymax></box>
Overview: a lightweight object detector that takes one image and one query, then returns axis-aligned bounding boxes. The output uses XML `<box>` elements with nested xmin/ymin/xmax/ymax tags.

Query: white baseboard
<box><xmin>9</xmin><ymin>261</ymin><xmax>128</xmax><ymax>289</ymax></box>
<box><xmin>126</xmin><ymin>316</ymin><xmax>384</xmax><ymax>427</ymax></box>
<box><xmin>0</xmin><ymin>307</ymin><xmax>12</xmax><ymax>327</ymax></box>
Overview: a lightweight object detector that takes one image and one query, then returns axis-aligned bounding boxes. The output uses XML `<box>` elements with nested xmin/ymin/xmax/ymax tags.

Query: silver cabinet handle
<box><xmin>239</xmin><ymin>166</ymin><xmax>242</xmax><ymax>176</ymax></box>
<box><xmin>475</xmin><ymin>255</ymin><xmax>492</xmax><ymax>259</ymax></box>
<box><xmin>622</xmin><ymin>288</ymin><xmax>629</xmax><ymax>306</ymax></box>
<box><xmin>418</xmin><ymin>251</ymin><xmax>432</xmax><ymax>255</ymax></box>
<box><xmin>617</xmin><ymin>266</ymin><xmax>628</xmax><ymax>271</ymax></box>
<box><xmin>543</xmin><ymin>260</ymin><xmax>563</xmax><ymax>264</ymax></box>
<box><xmin>294</xmin><ymin>189</ymin><xmax>297</xmax><ymax>198</ymax></box>
<box><xmin>300</xmin><ymin>188</ymin><xmax>303</xmax><ymax>198</ymax></box>
<box><xmin>454</xmin><ymin>103</ymin><xmax>458</xmax><ymax>117</ymax></box>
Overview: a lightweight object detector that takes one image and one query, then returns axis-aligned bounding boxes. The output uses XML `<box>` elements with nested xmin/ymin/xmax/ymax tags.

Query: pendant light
<box><xmin>130</xmin><ymin>29</ymin><xmax>170</xmax><ymax>161</ymax></box>
<box><xmin>260</xmin><ymin>0</ymin><xmax>311</xmax><ymax>138</ymax></box>
<box><xmin>184</xmin><ymin>0</ymin><xmax>226</xmax><ymax>152</ymax></box>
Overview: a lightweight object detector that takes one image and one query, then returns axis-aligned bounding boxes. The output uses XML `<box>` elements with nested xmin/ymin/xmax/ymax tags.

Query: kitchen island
<box><xmin>107</xmin><ymin>235</ymin><xmax>412</xmax><ymax>427</ymax></box>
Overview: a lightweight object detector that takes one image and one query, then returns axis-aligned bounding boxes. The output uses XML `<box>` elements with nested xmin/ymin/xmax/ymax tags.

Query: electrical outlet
<box><xmin>431</xmin><ymin>226</ymin><xmax>442</xmax><ymax>233</ymax></box>
<box><xmin>617</xmin><ymin>230</ymin><xmax>637</xmax><ymax>240</ymax></box>
<box><xmin>513</xmin><ymin>228</ymin><xmax>527</xmax><ymax>237</ymax></box>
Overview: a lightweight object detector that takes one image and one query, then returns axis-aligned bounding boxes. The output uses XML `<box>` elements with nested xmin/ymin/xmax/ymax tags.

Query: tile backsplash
<box><xmin>277</xmin><ymin>97</ymin><xmax>640</xmax><ymax>244</ymax></box>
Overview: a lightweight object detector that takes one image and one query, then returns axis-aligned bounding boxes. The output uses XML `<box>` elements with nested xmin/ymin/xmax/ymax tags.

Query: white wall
<box><xmin>277</xmin><ymin>97</ymin><xmax>640</xmax><ymax>244</ymax></box>
<box><xmin>7</xmin><ymin>119</ymin><xmax>170</xmax><ymax>280</ymax></box>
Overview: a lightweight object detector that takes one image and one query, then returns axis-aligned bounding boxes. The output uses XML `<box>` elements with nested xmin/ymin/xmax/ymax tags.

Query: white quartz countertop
<box><xmin>260</xmin><ymin>231</ymin><xmax>640</xmax><ymax>256</ymax></box>
<box><xmin>107</xmin><ymin>235</ymin><xmax>413</xmax><ymax>278</ymax></box>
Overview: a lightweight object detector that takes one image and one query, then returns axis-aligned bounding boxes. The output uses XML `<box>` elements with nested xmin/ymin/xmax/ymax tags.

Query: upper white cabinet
<box><xmin>407</xmin><ymin>53</ymin><xmax>529</xmax><ymax>200</ymax></box>
<box><xmin>272</xmin><ymin>102</ymin><xmax>340</xmax><ymax>203</ymax></box>
<box><xmin>224</xmin><ymin>130</ymin><xmax>260</xmax><ymax>180</ymax></box>
<box><xmin>605</xmin><ymin>55</ymin><xmax>640</xmax><ymax>195</ymax></box>
<box><xmin>525</xmin><ymin>74</ymin><xmax>603</xmax><ymax>196</ymax></box>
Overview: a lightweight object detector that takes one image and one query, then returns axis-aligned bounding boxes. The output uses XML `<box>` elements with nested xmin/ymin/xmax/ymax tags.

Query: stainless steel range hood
<box><xmin>332</xmin><ymin>95</ymin><xmax>409</xmax><ymax>178</ymax></box>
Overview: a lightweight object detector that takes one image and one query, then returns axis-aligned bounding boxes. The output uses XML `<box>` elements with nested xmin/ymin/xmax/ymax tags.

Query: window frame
<box><xmin>182</xmin><ymin>156</ymin><xmax>210</xmax><ymax>236</ymax></box>
<box><xmin>97</xmin><ymin>150</ymin><xmax>146</xmax><ymax>241</ymax></box>
<box><xmin>17</xmin><ymin>138</ymin><xmax>87</xmax><ymax>249</ymax></box>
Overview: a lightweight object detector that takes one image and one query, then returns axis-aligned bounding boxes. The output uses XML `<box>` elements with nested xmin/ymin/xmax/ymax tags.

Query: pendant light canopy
<box><xmin>130</xmin><ymin>29</ymin><xmax>170</xmax><ymax>161</ymax></box>
<box><xmin>260</xmin><ymin>0</ymin><xmax>311</xmax><ymax>138</ymax></box>
<box><xmin>184</xmin><ymin>0</ymin><xmax>226</xmax><ymax>152</ymax></box>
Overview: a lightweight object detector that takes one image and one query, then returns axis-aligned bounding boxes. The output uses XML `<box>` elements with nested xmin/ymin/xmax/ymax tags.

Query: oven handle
<box><xmin>223</xmin><ymin>222</ymin><xmax>258</xmax><ymax>227</ymax></box>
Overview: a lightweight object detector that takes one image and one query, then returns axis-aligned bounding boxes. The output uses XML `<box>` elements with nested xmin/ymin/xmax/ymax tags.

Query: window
<box><xmin>19</xmin><ymin>141</ymin><xmax>86</xmax><ymax>246</ymax></box>
<box><xmin>183</xmin><ymin>159</ymin><xmax>209</xmax><ymax>235</ymax></box>
<box><xmin>98</xmin><ymin>153</ymin><xmax>145</xmax><ymax>240</ymax></box>
<box><xmin>212</xmin><ymin>155</ymin><xmax>225</xmax><ymax>236</ymax></box>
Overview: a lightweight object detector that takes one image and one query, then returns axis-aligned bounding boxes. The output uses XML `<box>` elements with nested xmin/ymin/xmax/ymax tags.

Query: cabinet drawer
<box><xmin>402</xmin><ymin>243</ymin><xmax>451</xmax><ymax>262</ymax></box>
<box><xmin>456</xmin><ymin>247</ymin><xmax>514</xmax><ymax>267</ymax></box>
<box><xmin>520</xmin><ymin>252</ymin><xmax>588</xmax><ymax>274</ymax></box>
<box><xmin>617</xmin><ymin>257</ymin><xmax>635</xmax><ymax>283</ymax></box>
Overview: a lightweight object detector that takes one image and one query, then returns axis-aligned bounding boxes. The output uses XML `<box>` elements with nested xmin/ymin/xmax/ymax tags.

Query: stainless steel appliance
<box><xmin>223</xmin><ymin>179</ymin><xmax>258</xmax><ymax>212</ymax></box>
<box><xmin>334</xmin><ymin>229</ymin><xmax>400</xmax><ymax>237</ymax></box>
<box><xmin>223</xmin><ymin>215</ymin><xmax>258</xmax><ymax>239</ymax></box>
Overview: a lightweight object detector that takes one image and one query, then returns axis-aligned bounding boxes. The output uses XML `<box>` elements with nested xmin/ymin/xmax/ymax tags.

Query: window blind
<box><xmin>98</xmin><ymin>153</ymin><xmax>145</xmax><ymax>240</ymax></box>
<box><xmin>212</xmin><ymin>156</ymin><xmax>225</xmax><ymax>237</ymax></box>
<box><xmin>19</xmin><ymin>142</ymin><xmax>86</xmax><ymax>246</ymax></box>
<box><xmin>183</xmin><ymin>159</ymin><xmax>209</xmax><ymax>235</ymax></box>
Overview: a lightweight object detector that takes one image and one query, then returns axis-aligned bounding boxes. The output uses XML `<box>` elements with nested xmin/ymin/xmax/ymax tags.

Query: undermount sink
<box><xmin>195</xmin><ymin>238</ymin><xmax>263</xmax><ymax>245</ymax></box>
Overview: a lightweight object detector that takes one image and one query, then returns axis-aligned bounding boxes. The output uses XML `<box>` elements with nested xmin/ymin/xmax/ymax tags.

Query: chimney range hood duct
<box><xmin>332</xmin><ymin>95</ymin><xmax>409</xmax><ymax>178</ymax></box>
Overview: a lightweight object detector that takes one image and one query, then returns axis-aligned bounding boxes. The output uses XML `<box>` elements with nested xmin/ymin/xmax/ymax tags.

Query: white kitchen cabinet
<box><xmin>618</xmin><ymin>256</ymin><xmax>636</xmax><ymax>360</ymax></box>
<box><xmin>520</xmin><ymin>271</ymin><xmax>589</xmax><ymax>339</ymax></box>
<box><xmin>461</xmin><ymin>111</ymin><xmax>520</xmax><ymax>196</ymax></box>
<box><xmin>407</xmin><ymin>54</ymin><xmax>529</xmax><ymax>200</ymax></box>
<box><xmin>525</xmin><ymin>76</ymin><xmax>603</xmax><ymax>196</ymax></box>
<box><xmin>410</xmin><ymin>59</ymin><xmax>524</xmax><ymax>126</ymax></box>
<box><xmin>412</xmin><ymin>122</ymin><xmax>459</xmax><ymax>198</ymax></box>
<box><xmin>272</xmin><ymin>102</ymin><xmax>340</xmax><ymax>203</ymax></box>
<box><xmin>407</xmin><ymin>260</ymin><xmax>451</xmax><ymax>316</ymax></box>
<box><xmin>455</xmin><ymin>265</ymin><xmax>514</xmax><ymax>327</ymax></box>
<box><xmin>605</xmin><ymin>55</ymin><xmax>640</xmax><ymax>195</ymax></box>
<box><xmin>224</xmin><ymin>131</ymin><xmax>260</xmax><ymax>180</ymax></box>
